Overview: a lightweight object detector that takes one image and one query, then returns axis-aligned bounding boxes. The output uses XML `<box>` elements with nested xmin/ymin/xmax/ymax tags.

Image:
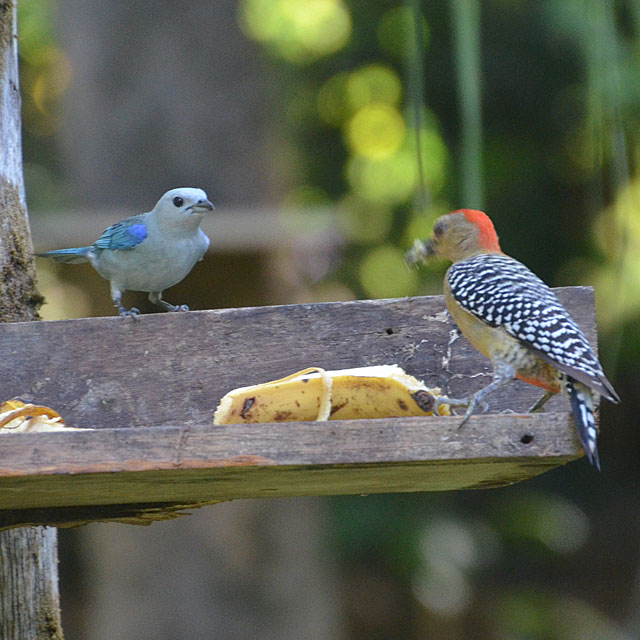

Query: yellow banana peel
<box><xmin>213</xmin><ymin>365</ymin><xmax>450</xmax><ymax>424</ymax></box>
<box><xmin>0</xmin><ymin>399</ymin><xmax>85</xmax><ymax>432</ymax></box>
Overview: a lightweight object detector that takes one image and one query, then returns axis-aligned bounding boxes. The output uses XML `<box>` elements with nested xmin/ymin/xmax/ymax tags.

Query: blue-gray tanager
<box><xmin>37</xmin><ymin>187</ymin><xmax>214</xmax><ymax>317</ymax></box>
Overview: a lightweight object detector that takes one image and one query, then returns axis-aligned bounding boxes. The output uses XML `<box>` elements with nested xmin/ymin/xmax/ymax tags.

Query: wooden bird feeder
<box><xmin>0</xmin><ymin>287</ymin><xmax>596</xmax><ymax>530</ymax></box>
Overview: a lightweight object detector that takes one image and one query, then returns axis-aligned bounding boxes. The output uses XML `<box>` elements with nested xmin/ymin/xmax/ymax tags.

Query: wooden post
<box><xmin>0</xmin><ymin>3</ymin><xmax>63</xmax><ymax>638</ymax></box>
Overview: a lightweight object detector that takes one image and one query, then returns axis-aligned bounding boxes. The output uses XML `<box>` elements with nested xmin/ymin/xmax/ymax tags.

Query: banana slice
<box><xmin>0</xmin><ymin>399</ymin><xmax>86</xmax><ymax>432</ymax></box>
<box><xmin>213</xmin><ymin>365</ymin><xmax>449</xmax><ymax>424</ymax></box>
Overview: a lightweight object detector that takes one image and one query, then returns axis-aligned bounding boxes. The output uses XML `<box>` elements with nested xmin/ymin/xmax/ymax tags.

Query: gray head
<box><xmin>152</xmin><ymin>187</ymin><xmax>214</xmax><ymax>228</ymax></box>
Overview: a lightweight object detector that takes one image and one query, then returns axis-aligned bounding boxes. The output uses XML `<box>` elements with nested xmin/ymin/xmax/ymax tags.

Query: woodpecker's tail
<box><xmin>565</xmin><ymin>376</ymin><xmax>600</xmax><ymax>470</ymax></box>
<box><xmin>36</xmin><ymin>247</ymin><xmax>91</xmax><ymax>264</ymax></box>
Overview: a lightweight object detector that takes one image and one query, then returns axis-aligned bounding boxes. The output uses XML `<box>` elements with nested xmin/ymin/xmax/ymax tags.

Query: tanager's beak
<box><xmin>189</xmin><ymin>199</ymin><xmax>215</xmax><ymax>213</ymax></box>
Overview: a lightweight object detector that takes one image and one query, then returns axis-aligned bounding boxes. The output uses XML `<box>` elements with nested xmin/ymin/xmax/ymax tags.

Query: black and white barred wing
<box><xmin>447</xmin><ymin>253</ymin><xmax>618</xmax><ymax>402</ymax></box>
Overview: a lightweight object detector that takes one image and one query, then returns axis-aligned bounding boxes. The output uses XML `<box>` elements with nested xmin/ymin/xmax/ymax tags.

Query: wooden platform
<box><xmin>0</xmin><ymin>288</ymin><xmax>595</xmax><ymax>529</ymax></box>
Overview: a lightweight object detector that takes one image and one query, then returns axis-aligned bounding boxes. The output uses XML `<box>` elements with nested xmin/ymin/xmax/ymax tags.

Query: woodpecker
<box><xmin>406</xmin><ymin>209</ymin><xmax>619</xmax><ymax>469</ymax></box>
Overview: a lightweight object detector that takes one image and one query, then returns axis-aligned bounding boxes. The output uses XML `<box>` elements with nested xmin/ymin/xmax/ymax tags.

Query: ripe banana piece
<box><xmin>214</xmin><ymin>365</ymin><xmax>450</xmax><ymax>424</ymax></box>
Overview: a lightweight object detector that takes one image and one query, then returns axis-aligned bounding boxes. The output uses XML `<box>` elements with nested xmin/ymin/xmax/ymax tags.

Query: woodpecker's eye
<box><xmin>172</xmin><ymin>196</ymin><xmax>184</xmax><ymax>207</ymax></box>
<box><xmin>433</xmin><ymin>220</ymin><xmax>446</xmax><ymax>238</ymax></box>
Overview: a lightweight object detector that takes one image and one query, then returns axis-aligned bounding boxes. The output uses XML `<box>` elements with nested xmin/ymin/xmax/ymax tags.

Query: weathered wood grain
<box><xmin>0</xmin><ymin>287</ymin><xmax>595</xmax><ymax>429</ymax></box>
<box><xmin>0</xmin><ymin>288</ymin><xmax>598</xmax><ymax>528</ymax></box>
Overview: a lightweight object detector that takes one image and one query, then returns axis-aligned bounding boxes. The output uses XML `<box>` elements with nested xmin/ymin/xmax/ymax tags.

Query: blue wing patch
<box><xmin>93</xmin><ymin>217</ymin><xmax>148</xmax><ymax>251</ymax></box>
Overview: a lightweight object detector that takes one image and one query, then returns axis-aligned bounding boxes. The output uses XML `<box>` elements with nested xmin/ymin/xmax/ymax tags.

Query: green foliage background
<box><xmin>18</xmin><ymin>1</ymin><xmax>640</xmax><ymax>637</ymax></box>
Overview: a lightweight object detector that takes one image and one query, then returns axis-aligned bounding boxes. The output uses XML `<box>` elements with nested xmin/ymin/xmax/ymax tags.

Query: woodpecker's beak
<box><xmin>421</xmin><ymin>238</ymin><xmax>436</xmax><ymax>257</ymax></box>
<box><xmin>188</xmin><ymin>199</ymin><xmax>215</xmax><ymax>213</ymax></box>
<box><xmin>404</xmin><ymin>238</ymin><xmax>435</xmax><ymax>267</ymax></box>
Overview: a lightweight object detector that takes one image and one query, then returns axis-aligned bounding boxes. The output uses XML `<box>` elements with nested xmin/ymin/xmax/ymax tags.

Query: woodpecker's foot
<box><xmin>433</xmin><ymin>395</ymin><xmax>469</xmax><ymax>418</ymax></box>
<box><xmin>457</xmin><ymin>398</ymin><xmax>490</xmax><ymax>430</ymax></box>
<box><xmin>118</xmin><ymin>306</ymin><xmax>140</xmax><ymax>319</ymax></box>
<box><xmin>434</xmin><ymin>394</ymin><xmax>481</xmax><ymax>428</ymax></box>
<box><xmin>435</xmin><ymin>395</ymin><xmax>469</xmax><ymax>408</ymax></box>
<box><xmin>458</xmin><ymin>411</ymin><xmax>472</xmax><ymax>430</ymax></box>
<box><xmin>527</xmin><ymin>390</ymin><xmax>554</xmax><ymax>413</ymax></box>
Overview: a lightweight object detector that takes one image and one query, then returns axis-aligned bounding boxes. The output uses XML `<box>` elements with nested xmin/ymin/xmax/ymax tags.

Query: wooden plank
<box><xmin>0</xmin><ymin>287</ymin><xmax>596</xmax><ymax>430</ymax></box>
<box><xmin>0</xmin><ymin>413</ymin><xmax>579</xmax><ymax>529</ymax></box>
<box><xmin>0</xmin><ymin>288</ymin><xmax>598</xmax><ymax>528</ymax></box>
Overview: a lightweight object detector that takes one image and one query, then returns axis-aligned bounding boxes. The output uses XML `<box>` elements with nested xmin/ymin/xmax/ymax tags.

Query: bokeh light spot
<box><xmin>346</xmin><ymin>65</ymin><xmax>402</xmax><ymax>111</ymax></box>
<box><xmin>346</xmin><ymin>153</ymin><xmax>415</xmax><ymax>205</ymax></box>
<box><xmin>359</xmin><ymin>245</ymin><xmax>418</xmax><ymax>298</ymax></box>
<box><xmin>240</xmin><ymin>0</ymin><xmax>351</xmax><ymax>63</ymax></box>
<box><xmin>347</xmin><ymin>104</ymin><xmax>405</xmax><ymax>159</ymax></box>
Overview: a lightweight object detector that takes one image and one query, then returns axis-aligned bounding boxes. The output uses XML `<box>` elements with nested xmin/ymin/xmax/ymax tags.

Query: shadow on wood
<box><xmin>0</xmin><ymin>288</ymin><xmax>596</xmax><ymax>529</ymax></box>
